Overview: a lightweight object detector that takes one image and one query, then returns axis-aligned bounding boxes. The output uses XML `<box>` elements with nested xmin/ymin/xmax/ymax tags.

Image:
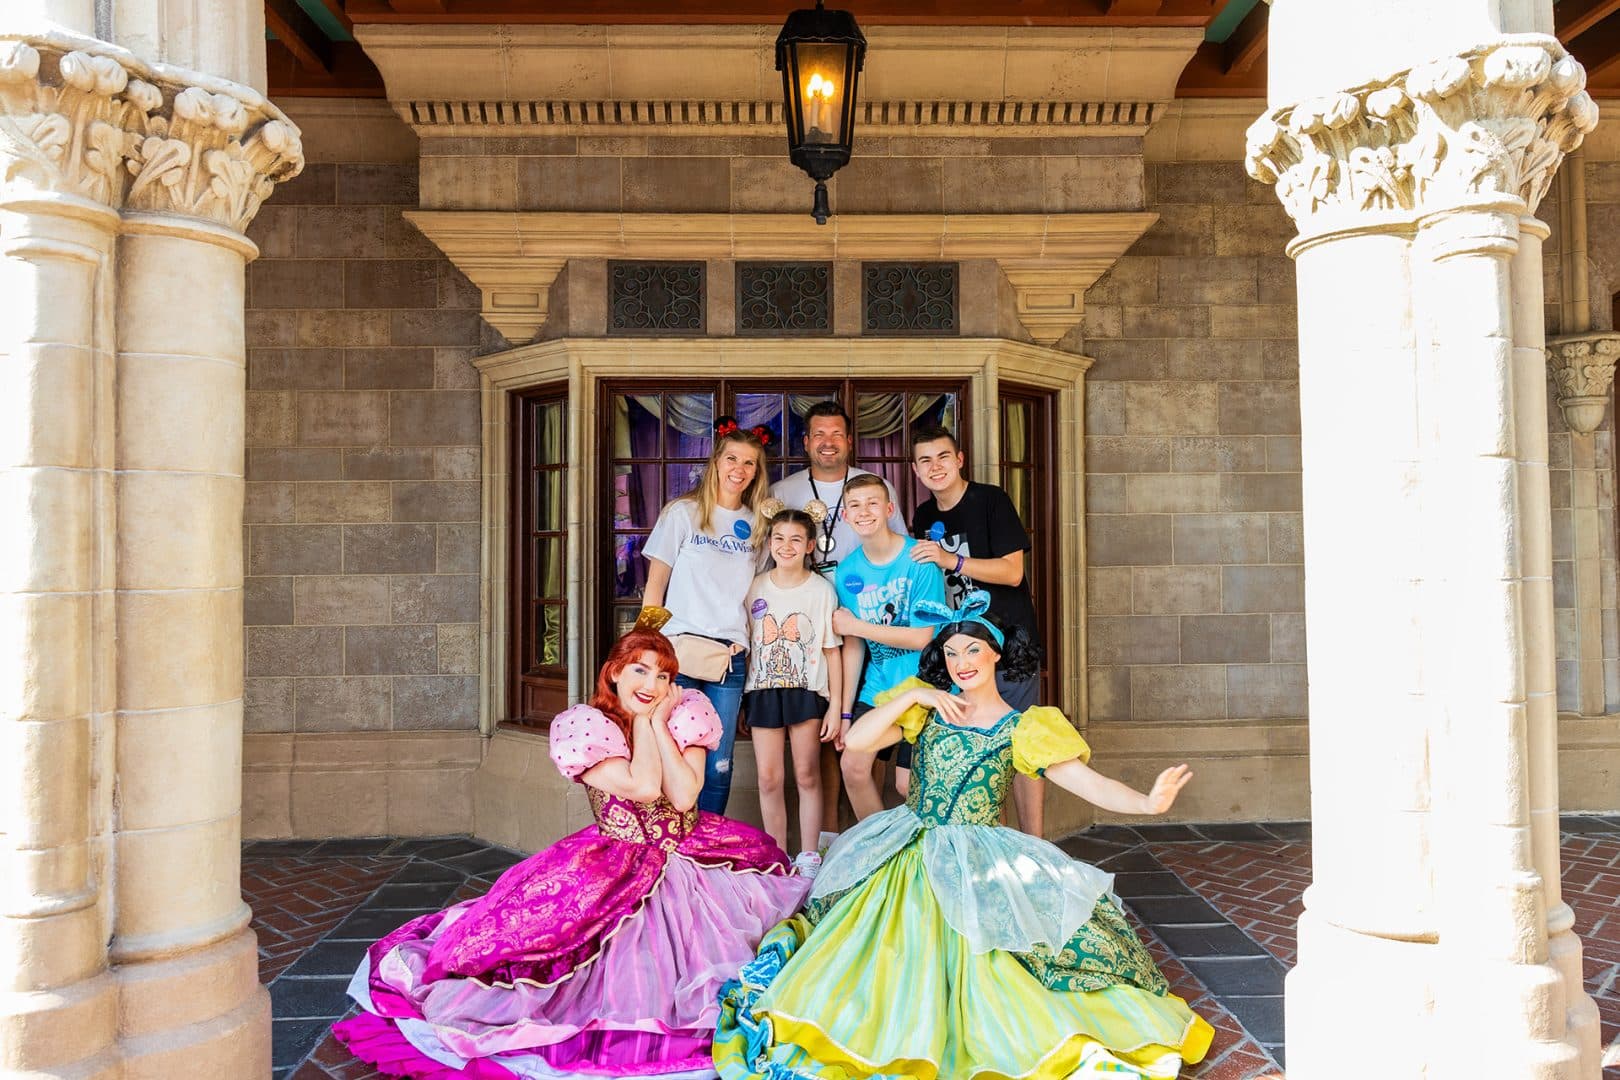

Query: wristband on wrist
<box><xmin>840</xmin><ymin>712</ymin><xmax>853</xmax><ymax>720</ymax></box>
<box><xmin>953</xmin><ymin>553</ymin><xmax>965</xmax><ymax>573</ymax></box>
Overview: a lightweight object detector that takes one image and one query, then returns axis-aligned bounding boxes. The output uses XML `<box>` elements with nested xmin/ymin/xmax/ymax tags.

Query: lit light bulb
<box><xmin>805</xmin><ymin>72</ymin><xmax>835</xmax><ymax>137</ymax></box>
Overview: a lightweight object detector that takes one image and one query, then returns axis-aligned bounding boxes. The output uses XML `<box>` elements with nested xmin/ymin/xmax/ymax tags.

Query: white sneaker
<box><xmin>791</xmin><ymin>851</ymin><xmax>822</xmax><ymax>879</ymax></box>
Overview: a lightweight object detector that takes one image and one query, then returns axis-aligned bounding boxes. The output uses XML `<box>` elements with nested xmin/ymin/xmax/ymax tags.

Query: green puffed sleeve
<box><xmin>872</xmin><ymin>676</ymin><xmax>935</xmax><ymax>742</ymax></box>
<box><xmin>1012</xmin><ymin>706</ymin><xmax>1090</xmax><ymax>777</ymax></box>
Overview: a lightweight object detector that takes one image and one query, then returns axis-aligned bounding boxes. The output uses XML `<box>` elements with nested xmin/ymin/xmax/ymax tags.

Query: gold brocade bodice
<box><xmin>587</xmin><ymin>785</ymin><xmax>698</xmax><ymax>852</ymax></box>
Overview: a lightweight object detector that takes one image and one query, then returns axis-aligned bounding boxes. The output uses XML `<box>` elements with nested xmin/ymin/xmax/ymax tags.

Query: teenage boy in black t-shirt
<box><xmin>908</xmin><ymin>424</ymin><xmax>1047</xmax><ymax>837</ymax></box>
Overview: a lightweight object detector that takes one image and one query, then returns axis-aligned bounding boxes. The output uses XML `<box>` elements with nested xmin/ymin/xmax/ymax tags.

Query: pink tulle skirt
<box><xmin>334</xmin><ymin>813</ymin><xmax>808</xmax><ymax>1078</ymax></box>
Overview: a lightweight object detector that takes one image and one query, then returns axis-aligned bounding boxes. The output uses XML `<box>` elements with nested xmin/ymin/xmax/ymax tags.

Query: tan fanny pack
<box><xmin>669</xmin><ymin>633</ymin><xmax>733</xmax><ymax>682</ymax></box>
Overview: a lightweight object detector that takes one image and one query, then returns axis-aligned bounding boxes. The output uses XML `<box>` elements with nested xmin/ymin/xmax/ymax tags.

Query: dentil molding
<box><xmin>0</xmin><ymin>36</ymin><xmax>304</xmax><ymax>233</ymax></box>
<box><xmin>1245</xmin><ymin>37</ymin><xmax>1599</xmax><ymax>236</ymax></box>
<box><xmin>1547</xmin><ymin>332</ymin><xmax>1620</xmax><ymax>435</ymax></box>
<box><xmin>399</xmin><ymin>98</ymin><xmax>1162</xmax><ymax>138</ymax></box>
<box><xmin>358</xmin><ymin>24</ymin><xmax>1200</xmax><ymax>139</ymax></box>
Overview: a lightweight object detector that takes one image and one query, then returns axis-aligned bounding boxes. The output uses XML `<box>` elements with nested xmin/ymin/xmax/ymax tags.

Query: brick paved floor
<box><xmin>1144</xmin><ymin>818</ymin><xmax>1620</xmax><ymax>1080</ymax></box>
<box><xmin>249</xmin><ymin>817</ymin><xmax>1620</xmax><ymax>1080</ymax></box>
<box><xmin>245</xmin><ymin>837</ymin><xmax>523</xmax><ymax>1078</ymax></box>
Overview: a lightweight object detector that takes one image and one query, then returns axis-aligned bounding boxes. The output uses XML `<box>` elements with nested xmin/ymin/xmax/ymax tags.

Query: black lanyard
<box><xmin>807</xmin><ymin>470</ymin><xmax>848</xmax><ymax>556</ymax></box>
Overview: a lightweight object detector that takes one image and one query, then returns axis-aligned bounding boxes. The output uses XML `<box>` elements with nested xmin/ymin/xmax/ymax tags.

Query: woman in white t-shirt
<box><xmin>642</xmin><ymin>418</ymin><xmax>772</xmax><ymax>815</ymax></box>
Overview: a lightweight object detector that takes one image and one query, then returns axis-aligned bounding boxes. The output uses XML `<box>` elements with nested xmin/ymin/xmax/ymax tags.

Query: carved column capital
<box><xmin>0</xmin><ymin>41</ymin><xmax>155</xmax><ymax>207</ymax></box>
<box><xmin>0</xmin><ymin>35</ymin><xmax>303</xmax><ymax>232</ymax></box>
<box><xmin>1546</xmin><ymin>332</ymin><xmax>1620</xmax><ymax>435</ymax></box>
<box><xmin>1246</xmin><ymin>37</ymin><xmax>1599</xmax><ymax>238</ymax></box>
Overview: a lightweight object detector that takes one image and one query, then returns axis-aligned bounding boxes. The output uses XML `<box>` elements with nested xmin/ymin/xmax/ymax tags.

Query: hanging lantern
<box><xmin>776</xmin><ymin>0</ymin><xmax>866</xmax><ymax>225</ymax></box>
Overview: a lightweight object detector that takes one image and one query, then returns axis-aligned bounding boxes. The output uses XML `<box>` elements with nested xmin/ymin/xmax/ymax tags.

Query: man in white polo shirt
<box><xmin>771</xmin><ymin>401</ymin><xmax>907</xmax><ymax>572</ymax></box>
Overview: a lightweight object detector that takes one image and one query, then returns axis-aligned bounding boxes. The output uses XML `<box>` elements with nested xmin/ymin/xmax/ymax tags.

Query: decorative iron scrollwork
<box><xmin>862</xmin><ymin>262</ymin><xmax>958</xmax><ymax>335</ymax></box>
<box><xmin>609</xmin><ymin>261</ymin><xmax>706</xmax><ymax>334</ymax></box>
<box><xmin>736</xmin><ymin>262</ymin><xmax>832</xmax><ymax>335</ymax></box>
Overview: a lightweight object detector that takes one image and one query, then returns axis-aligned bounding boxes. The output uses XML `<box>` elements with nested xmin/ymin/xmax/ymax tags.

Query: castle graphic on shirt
<box><xmin>757</xmin><ymin>613</ymin><xmax>811</xmax><ymax>688</ymax></box>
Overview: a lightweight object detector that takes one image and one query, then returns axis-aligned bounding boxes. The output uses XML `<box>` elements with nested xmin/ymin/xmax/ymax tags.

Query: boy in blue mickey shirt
<box><xmin>830</xmin><ymin>472</ymin><xmax>947</xmax><ymax>819</ymax></box>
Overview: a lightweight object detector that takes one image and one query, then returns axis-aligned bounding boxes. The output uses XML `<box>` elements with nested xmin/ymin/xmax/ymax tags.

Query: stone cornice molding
<box><xmin>1245</xmin><ymin>36</ymin><xmax>1598</xmax><ymax>237</ymax></box>
<box><xmin>400</xmin><ymin>98</ymin><xmax>1161</xmax><ymax>138</ymax></box>
<box><xmin>1547</xmin><ymin>332</ymin><xmax>1620</xmax><ymax>435</ymax></box>
<box><xmin>404</xmin><ymin>210</ymin><xmax>1157</xmax><ymax>344</ymax></box>
<box><xmin>0</xmin><ymin>34</ymin><xmax>304</xmax><ymax>232</ymax></box>
<box><xmin>358</xmin><ymin>23</ymin><xmax>1198</xmax><ymax>139</ymax></box>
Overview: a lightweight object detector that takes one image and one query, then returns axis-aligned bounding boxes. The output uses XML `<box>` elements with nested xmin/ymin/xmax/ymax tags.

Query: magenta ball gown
<box><xmin>333</xmin><ymin>691</ymin><xmax>810</xmax><ymax>1079</ymax></box>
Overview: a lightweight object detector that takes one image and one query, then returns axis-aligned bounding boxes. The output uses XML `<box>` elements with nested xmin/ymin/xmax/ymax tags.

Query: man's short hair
<box><xmin>843</xmin><ymin>472</ymin><xmax>889</xmax><ymax>499</ymax></box>
<box><xmin>910</xmin><ymin>424</ymin><xmax>960</xmax><ymax>454</ymax></box>
<box><xmin>803</xmin><ymin>400</ymin><xmax>852</xmax><ymax>433</ymax></box>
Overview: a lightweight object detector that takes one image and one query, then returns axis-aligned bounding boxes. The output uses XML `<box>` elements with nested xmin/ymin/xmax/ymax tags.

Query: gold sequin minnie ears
<box><xmin>758</xmin><ymin>497</ymin><xmax>828</xmax><ymax>525</ymax></box>
<box><xmin>634</xmin><ymin>605</ymin><xmax>673</xmax><ymax>632</ymax></box>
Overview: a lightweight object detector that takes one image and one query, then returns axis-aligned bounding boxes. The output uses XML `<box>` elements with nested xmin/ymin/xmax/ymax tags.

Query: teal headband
<box><xmin>915</xmin><ymin>590</ymin><xmax>1004</xmax><ymax>648</ymax></box>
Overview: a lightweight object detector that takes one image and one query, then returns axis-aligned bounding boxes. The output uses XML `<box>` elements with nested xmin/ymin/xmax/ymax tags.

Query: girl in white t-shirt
<box><xmin>742</xmin><ymin>507</ymin><xmax>843</xmax><ymax>875</ymax></box>
<box><xmin>643</xmin><ymin>418</ymin><xmax>772</xmax><ymax>816</ymax></box>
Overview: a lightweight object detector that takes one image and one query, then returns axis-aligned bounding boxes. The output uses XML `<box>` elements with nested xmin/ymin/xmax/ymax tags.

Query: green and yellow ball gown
<box><xmin>713</xmin><ymin>687</ymin><xmax>1213</xmax><ymax>1079</ymax></box>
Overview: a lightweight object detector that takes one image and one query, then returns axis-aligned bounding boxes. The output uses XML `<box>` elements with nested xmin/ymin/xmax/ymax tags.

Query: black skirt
<box><xmin>743</xmin><ymin>687</ymin><xmax>828</xmax><ymax>729</ymax></box>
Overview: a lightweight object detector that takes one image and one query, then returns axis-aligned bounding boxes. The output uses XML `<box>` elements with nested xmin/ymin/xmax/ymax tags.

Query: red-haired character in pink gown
<box><xmin>334</xmin><ymin>630</ymin><xmax>809</xmax><ymax>1079</ymax></box>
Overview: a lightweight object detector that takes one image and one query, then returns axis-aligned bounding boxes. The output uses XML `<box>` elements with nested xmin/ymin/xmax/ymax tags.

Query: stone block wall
<box><xmin>1080</xmin><ymin>154</ymin><xmax>1309</xmax><ymax>819</ymax></box>
<box><xmin>1545</xmin><ymin>408</ymin><xmax>1619</xmax><ymax>715</ymax></box>
<box><xmin>1578</xmin><ymin>154</ymin><xmax>1620</xmax><ymax>332</ymax></box>
<box><xmin>416</xmin><ymin>133</ymin><xmax>1147</xmax><ymax>214</ymax></box>
<box><xmin>1574</xmin><ymin>153</ymin><xmax>1620</xmax><ymax>718</ymax></box>
<box><xmin>1539</xmin><ymin>151</ymin><xmax>1620</xmax><ymax>719</ymax></box>
<box><xmin>242</xmin><ymin>150</ymin><xmax>492</xmax><ymax>739</ymax></box>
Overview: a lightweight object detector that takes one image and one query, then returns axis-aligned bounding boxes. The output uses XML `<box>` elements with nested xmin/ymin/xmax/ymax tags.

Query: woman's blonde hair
<box><xmin>682</xmin><ymin>425</ymin><xmax>771</xmax><ymax>545</ymax></box>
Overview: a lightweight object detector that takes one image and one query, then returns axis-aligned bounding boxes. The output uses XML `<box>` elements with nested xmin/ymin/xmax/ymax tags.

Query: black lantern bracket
<box><xmin>776</xmin><ymin>0</ymin><xmax>866</xmax><ymax>225</ymax></box>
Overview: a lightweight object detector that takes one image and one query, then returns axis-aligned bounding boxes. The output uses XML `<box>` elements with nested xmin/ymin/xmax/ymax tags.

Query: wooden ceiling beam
<box><xmin>385</xmin><ymin>0</ymin><xmax>449</xmax><ymax>10</ymax></box>
<box><xmin>1570</xmin><ymin>10</ymin><xmax>1620</xmax><ymax>80</ymax></box>
<box><xmin>311</xmin><ymin>0</ymin><xmax>354</xmax><ymax>33</ymax></box>
<box><xmin>1221</xmin><ymin>0</ymin><xmax>1266</xmax><ymax>74</ymax></box>
<box><xmin>264</xmin><ymin>0</ymin><xmax>333</xmax><ymax>73</ymax></box>
<box><xmin>266</xmin><ymin>38</ymin><xmax>385</xmax><ymax>95</ymax></box>
<box><xmin>1585</xmin><ymin>65</ymin><xmax>1620</xmax><ymax>96</ymax></box>
<box><xmin>1175</xmin><ymin>38</ymin><xmax>1264</xmax><ymax>96</ymax></box>
<box><xmin>1557</xmin><ymin>0</ymin><xmax>1620</xmax><ymax>41</ymax></box>
<box><xmin>1105</xmin><ymin>0</ymin><xmax>1165</xmax><ymax>15</ymax></box>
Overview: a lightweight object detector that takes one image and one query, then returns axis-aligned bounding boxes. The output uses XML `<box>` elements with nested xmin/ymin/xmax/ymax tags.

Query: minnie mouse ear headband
<box><xmin>715</xmin><ymin>416</ymin><xmax>772</xmax><ymax>448</ymax></box>
<box><xmin>634</xmin><ymin>605</ymin><xmax>673</xmax><ymax>632</ymax></box>
<box><xmin>759</xmin><ymin>496</ymin><xmax>828</xmax><ymax>526</ymax></box>
<box><xmin>914</xmin><ymin>590</ymin><xmax>1004</xmax><ymax>648</ymax></box>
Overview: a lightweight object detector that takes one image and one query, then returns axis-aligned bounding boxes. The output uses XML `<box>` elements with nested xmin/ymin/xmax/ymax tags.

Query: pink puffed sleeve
<box><xmin>666</xmin><ymin>689</ymin><xmax>722</xmax><ymax>752</ymax></box>
<box><xmin>548</xmin><ymin>704</ymin><xmax>631</xmax><ymax>781</ymax></box>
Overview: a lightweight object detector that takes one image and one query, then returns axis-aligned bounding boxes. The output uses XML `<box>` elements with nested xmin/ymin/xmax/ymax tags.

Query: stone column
<box><xmin>108</xmin><ymin>209</ymin><xmax>264</xmax><ymax>1077</ymax></box>
<box><xmin>0</xmin><ymin>42</ymin><xmax>145</xmax><ymax>1079</ymax></box>
<box><xmin>1248</xmin><ymin>8</ymin><xmax>1601</xmax><ymax>1077</ymax></box>
<box><xmin>0</xmin><ymin>30</ymin><xmax>301</xmax><ymax>1078</ymax></box>
<box><xmin>110</xmin><ymin>82</ymin><xmax>301</xmax><ymax>1080</ymax></box>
